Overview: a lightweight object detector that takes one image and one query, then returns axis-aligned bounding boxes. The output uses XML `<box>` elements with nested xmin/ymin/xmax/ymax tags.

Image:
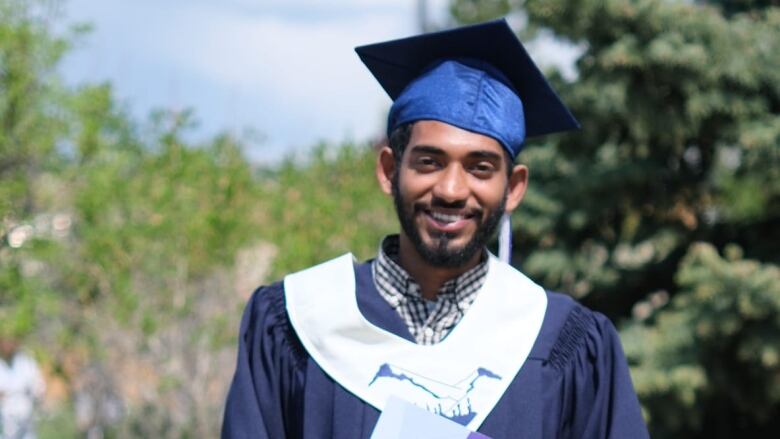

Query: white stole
<box><xmin>284</xmin><ymin>253</ymin><xmax>547</xmax><ymax>430</ymax></box>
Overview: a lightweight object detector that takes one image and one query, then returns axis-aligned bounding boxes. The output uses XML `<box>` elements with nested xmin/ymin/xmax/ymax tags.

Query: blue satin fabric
<box><xmin>387</xmin><ymin>59</ymin><xmax>526</xmax><ymax>158</ymax></box>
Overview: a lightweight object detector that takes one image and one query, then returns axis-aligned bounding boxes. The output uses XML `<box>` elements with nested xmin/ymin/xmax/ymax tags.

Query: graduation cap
<box><xmin>355</xmin><ymin>19</ymin><xmax>579</xmax><ymax>159</ymax></box>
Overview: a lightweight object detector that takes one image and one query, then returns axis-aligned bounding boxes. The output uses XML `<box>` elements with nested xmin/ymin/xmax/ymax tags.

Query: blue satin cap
<box><xmin>388</xmin><ymin>58</ymin><xmax>526</xmax><ymax>157</ymax></box>
<box><xmin>355</xmin><ymin>19</ymin><xmax>580</xmax><ymax>159</ymax></box>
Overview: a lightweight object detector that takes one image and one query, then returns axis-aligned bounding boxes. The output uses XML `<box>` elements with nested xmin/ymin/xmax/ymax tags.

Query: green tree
<box><xmin>0</xmin><ymin>0</ymin><xmax>71</xmax><ymax>338</ymax></box>
<box><xmin>262</xmin><ymin>143</ymin><xmax>396</xmax><ymax>277</ymax></box>
<box><xmin>55</xmin><ymin>95</ymin><xmax>263</xmax><ymax>436</ymax></box>
<box><xmin>622</xmin><ymin>243</ymin><xmax>780</xmax><ymax>437</ymax></box>
<box><xmin>0</xmin><ymin>2</ymin><xmax>395</xmax><ymax>436</ymax></box>
<box><xmin>452</xmin><ymin>0</ymin><xmax>779</xmax><ymax>437</ymax></box>
<box><xmin>1</xmin><ymin>1</ymin><xmax>265</xmax><ymax>436</ymax></box>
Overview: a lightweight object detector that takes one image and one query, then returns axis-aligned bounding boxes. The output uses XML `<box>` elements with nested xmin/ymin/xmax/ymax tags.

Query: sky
<box><xmin>59</xmin><ymin>0</ymin><xmax>579</xmax><ymax>163</ymax></box>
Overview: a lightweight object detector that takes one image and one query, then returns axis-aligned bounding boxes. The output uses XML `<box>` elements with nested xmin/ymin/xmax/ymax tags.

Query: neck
<box><xmin>397</xmin><ymin>233</ymin><xmax>482</xmax><ymax>300</ymax></box>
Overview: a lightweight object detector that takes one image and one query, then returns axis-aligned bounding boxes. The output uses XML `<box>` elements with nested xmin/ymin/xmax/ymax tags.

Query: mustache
<box><xmin>412</xmin><ymin>197</ymin><xmax>483</xmax><ymax>218</ymax></box>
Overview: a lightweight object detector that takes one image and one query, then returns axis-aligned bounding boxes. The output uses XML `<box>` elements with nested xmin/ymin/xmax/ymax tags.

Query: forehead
<box><xmin>407</xmin><ymin>120</ymin><xmax>504</xmax><ymax>156</ymax></box>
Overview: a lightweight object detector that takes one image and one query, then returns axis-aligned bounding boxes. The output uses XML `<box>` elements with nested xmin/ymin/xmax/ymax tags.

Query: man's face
<box><xmin>389</xmin><ymin>120</ymin><xmax>514</xmax><ymax>268</ymax></box>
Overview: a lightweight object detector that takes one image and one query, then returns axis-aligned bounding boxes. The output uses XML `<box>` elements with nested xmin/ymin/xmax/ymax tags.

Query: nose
<box><xmin>432</xmin><ymin>164</ymin><xmax>469</xmax><ymax>203</ymax></box>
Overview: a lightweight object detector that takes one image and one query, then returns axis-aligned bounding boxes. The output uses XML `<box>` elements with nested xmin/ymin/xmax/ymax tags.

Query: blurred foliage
<box><xmin>262</xmin><ymin>144</ymin><xmax>396</xmax><ymax>277</ymax></box>
<box><xmin>0</xmin><ymin>0</ymin><xmax>69</xmax><ymax>338</ymax></box>
<box><xmin>0</xmin><ymin>0</ymin><xmax>393</xmax><ymax>437</ymax></box>
<box><xmin>64</xmin><ymin>94</ymin><xmax>259</xmax><ymax>324</ymax></box>
<box><xmin>0</xmin><ymin>0</ymin><xmax>68</xmax><ymax>220</ymax></box>
<box><xmin>453</xmin><ymin>0</ymin><xmax>779</xmax><ymax>437</ymax></box>
<box><xmin>623</xmin><ymin>243</ymin><xmax>780</xmax><ymax>437</ymax></box>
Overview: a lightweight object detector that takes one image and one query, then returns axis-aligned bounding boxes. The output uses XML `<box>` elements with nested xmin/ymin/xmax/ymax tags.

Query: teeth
<box><xmin>431</xmin><ymin>212</ymin><xmax>464</xmax><ymax>223</ymax></box>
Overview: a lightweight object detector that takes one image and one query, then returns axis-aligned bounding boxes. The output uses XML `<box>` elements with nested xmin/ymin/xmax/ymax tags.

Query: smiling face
<box><xmin>377</xmin><ymin>120</ymin><xmax>529</xmax><ymax>268</ymax></box>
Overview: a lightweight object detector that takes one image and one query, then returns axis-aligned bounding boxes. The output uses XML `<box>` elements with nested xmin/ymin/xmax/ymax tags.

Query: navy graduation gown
<box><xmin>222</xmin><ymin>262</ymin><xmax>649</xmax><ymax>438</ymax></box>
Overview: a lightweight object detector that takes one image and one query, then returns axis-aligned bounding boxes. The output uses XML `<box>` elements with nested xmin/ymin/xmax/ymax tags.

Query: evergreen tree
<box><xmin>452</xmin><ymin>0</ymin><xmax>779</xmax><ymax>437</ymax></box>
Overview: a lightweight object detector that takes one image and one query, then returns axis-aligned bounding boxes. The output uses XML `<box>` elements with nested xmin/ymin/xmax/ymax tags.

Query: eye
<box><xmin>469</xmin><ymin>161</ymin><xmax>497</xmax><ymax>177</ymax></box>
<box><xmin>412</xmin><ymin>156</ymin><xmax>441</xmax><ymax>171</ymax></box>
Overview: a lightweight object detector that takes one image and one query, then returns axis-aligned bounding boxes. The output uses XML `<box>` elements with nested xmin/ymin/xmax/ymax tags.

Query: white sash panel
<box><xmin>284</xmin><ymin>253</ymin><xmax>547</xmax><ymax>431</ymax></box>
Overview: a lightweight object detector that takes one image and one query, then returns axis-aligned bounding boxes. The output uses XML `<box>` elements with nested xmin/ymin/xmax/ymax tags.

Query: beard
<box><xmin>391</xmin><ymin>173</ymin><xmax>507</xmax><ymax>268</ymax></box>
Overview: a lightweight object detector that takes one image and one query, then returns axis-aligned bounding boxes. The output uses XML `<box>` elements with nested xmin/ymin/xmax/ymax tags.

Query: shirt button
<box><xmin>424</xmin><ymin>327</ymin><xmax>435</xmax><ymax>338</ymax></box>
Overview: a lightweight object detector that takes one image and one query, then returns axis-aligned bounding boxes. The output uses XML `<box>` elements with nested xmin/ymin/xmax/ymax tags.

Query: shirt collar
<box><xmin>374</xmin><ymin>234</ymin><xmax>488</xmax><ymax>302</ymax></box>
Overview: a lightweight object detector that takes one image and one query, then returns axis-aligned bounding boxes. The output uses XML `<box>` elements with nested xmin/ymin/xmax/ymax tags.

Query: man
<box><xmin>223</xmin><ymin>20</ymin><xmax>649</xmax><ymax>438</ymax></box>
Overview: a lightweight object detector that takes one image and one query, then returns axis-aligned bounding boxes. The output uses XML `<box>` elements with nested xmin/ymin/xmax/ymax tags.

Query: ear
<box><xmin>376</xmin><ymin>146</ymin><xmax>396</xmax><ymax>196</ymax></box>
<box><xmin>504</xmin><ymin>164</ymin><xmax>529</xmax><ymax>213</ymax></box>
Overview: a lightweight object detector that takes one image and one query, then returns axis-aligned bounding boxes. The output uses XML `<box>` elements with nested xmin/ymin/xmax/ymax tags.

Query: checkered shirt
<box><xmin>371</xmin><ymin>235</ymin><xmax>489</xmax><ymax>345</ymax></box>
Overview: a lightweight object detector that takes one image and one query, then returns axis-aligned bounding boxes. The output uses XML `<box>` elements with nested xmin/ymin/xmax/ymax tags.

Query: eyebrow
<box><xmin>409</xmin><ymin>145</ymin><xmax>445</xmax><ymax>156</ymax></box>
<box><xmin>467</xmin><ymin>150</ymin><xmax>503</xmax><ymax>162</ymax></box>
<box><xmin>409</xmin><ymin>145</ymin><xmax>503</xmax><ymax>162</ymax></box>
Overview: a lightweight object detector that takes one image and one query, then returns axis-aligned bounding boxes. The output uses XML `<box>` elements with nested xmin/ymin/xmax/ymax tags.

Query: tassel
<box><xmin>498</xmin><ymin>213</ymin><xmax>512</xmax><ymax>264</ymax></box>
